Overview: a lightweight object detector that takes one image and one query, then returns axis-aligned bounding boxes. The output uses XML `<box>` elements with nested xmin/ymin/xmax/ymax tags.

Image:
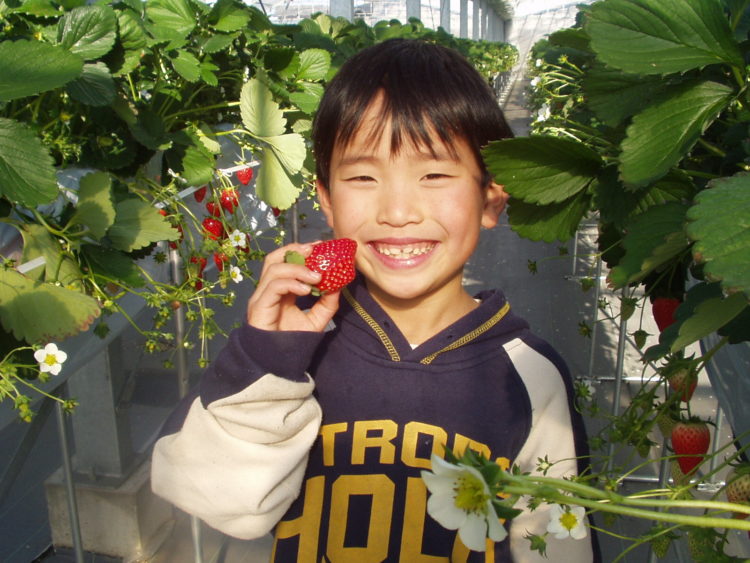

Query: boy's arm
<box><xmin>504</xmin><ymin>339</ymin><xmax>595</xmax><ymax>563</ymax></box>
<box><xmin>152</xmin><ymin>242</ymin><xmax>340</xmax><ymax>539</ymax></box>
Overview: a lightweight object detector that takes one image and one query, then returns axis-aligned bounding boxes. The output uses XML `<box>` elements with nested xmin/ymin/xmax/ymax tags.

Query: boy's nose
<box><xmin>375</xmin><ymin>184</ymin><xmax>422</xmax><ymax>227</ymax></box>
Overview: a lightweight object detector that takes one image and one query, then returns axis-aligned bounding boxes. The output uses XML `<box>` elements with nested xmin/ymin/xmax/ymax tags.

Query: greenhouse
<box><xmin>1</xmin><ymin>0</ymin><xmax>749</xmax><ymax>561</ymax></box>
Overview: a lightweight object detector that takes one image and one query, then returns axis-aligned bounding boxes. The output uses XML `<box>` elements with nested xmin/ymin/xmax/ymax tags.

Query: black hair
<box><xmin>312</xmin><ymin>38</ymin><xmax>514</xmax><ymax>189</ymax></box>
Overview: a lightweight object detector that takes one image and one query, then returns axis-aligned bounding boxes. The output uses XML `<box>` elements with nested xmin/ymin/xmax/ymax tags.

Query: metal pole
<box><xmin>586</xmin><ymin>258</ymin><xmax>602</xmax><ymax>381</ymax></box>
<box><xmin>56</xmin><ymin>400</ymin><xmax>84</xmax><ymax>563</ymax></box>
<box><xmin>291</xmin><ymin>201</ymin><xmax>299</xmax><ymax>244</ymax></box>
<box><xmin>607</xmin><ymin>289</ymin><xmax>629</xmax><ymax>473</ymax></box>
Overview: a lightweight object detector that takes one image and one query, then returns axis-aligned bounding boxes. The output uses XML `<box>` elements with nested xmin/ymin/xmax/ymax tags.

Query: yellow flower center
<box><xmin>560</xmin><ymin>510</ymin><xmax>579</xmax><ymax>531</ymax></box>
<box><xmin>44</xmin><ymin>353</ymin><xmax>58</xmax><ymax>366</ymax></box>
<box><xmin>453</xmin><ymin>472</ymin><xmax>489</xmax><ymax>513</ymax></box>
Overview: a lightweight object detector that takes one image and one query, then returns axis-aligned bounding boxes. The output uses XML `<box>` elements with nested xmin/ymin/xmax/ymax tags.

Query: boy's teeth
<box><xmin>376</xmin><ymin>243</ymin><xmax>433</xmax><ymax>259</ymax></box>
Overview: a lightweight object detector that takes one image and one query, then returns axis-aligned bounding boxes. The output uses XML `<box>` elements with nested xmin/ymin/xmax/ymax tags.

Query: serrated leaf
<box><xmin>66</xmin><ymin>62</ymin><xmax>116</xmax><ymax>106</ymax></box>
<box><xmin>263</xmin><ymin>133</ymin><xmax>306</xmax><ymax>175</ymax></box>
<box><xmin>11</xmin><ymin>0</ymin><xmax>60</xmax><ymax>17</ymax></box>
<box><xmin>208</xmin><ymin>0</ymin><xmax>250</xmax><ymax>32</ymax></box>
<box><xmin>671</xmin><ymin>293</ymin><xmax>747</xmax><ymax>351</ymax></box>
<box><xmin>687</xmin><ymin>173</ymin><xmax>750</xmax><ymax>298</ymax></box>
<box><xmin>0</xmin><ymin>118</ymin><xmax>58</xmax><ymax>207</ymax></box>
<box><xmin>129</xmin><ymin>108</ymin><xmax>170</xmax><ymax>150</ymax></box>
<box><xmin>19</xmin><ymin>224</ymin><xmax>82</xmax><ymax>287</ymax></box>
<box><xmin>195</xmin><ymin>124</ymin><xmax>221</xmax><ymax>154</ymax></box>
<box><xmin>118</xmin><ymin>10</ymin><xmax>148</xmax><ymax>50</ymax></box>
<box><xmin>583</xmin><ymin>65</ymin><xmax>665</xmax><ymax>127</ymax></box>
<box><xmin>241</xmin><ymin>78</ymin><xmax>286</xmax><ymax>137</ymax></box>
<box><xmin>482</xmin><ymin>137</ymin><xmax>601</xmax><ymax>205</ymax></box>
<box><xmin>202</xmin><ymin>33</ymin><xmax>237</xmax><ymax>53</ymax></box>
<box><xmin>265</xmin><ymin>47</ymin><xmax>297</xmax><ymax>72</ymax></box>
<box><xmin>0</xmin><ymin>268</ymin><xmax>100</xmax><ymax>344</ymax></box>
<box><xmin>254</xmin><ymin>146</ymin><xmax>302</xmax><ymax>209</ymax></box>
<box><xmin>170</xmin><ymin>50</ymin><xmax>200</xmax><ymax>82</ymax></box>
<box><xmin>585</xmin><ymin>0</ymin><xmax>744</xmax><ymax>75</ymax></box>
<box><xmin>57</xmin><ymin>5</ymin><xmax>117</xmax><ymax>60</ymax></box>
<box><xmin>200</xmin><ymin>61</ymin><xmax>219</xmax><ymax>86</ymax></box>
<box><xmin>108</xmin><ymin>199</ymin><xmax>181</xmax><ymax>251</ymax></box>
<box><xmin>146</xmin><ymin>0</ymin><xmax>196</xmax><ymax>39</ymax></box>
<box><xmin>608</xmin><ymin>202</ymin><xmax>689</xmax><ymax>287</ymax></box>
<box><xmin>548</xmin><ymin>27</ymin><xmax>592</xmax><ymax>52</ymax></box>
<box><xmin>506</xmin><ymin>191</ymin><xmax>591</xmax><ymax>243</ymax></box>
<box><xmin>289</xmin><ymin>91</ymin><xmax>320</xmax><ymax>115</ymax></box>
<box><xmin>166</xmin><ymin>130</ymin><xmax>216</xmax><ymax>186</ymax></box>
<box><xmin>69</xmin><ymin>171</ymin><xmax>115</xmax><ymax>240</ymax></box>
<box><xmin>297</xmin><ymin>48</ymin><xmax>330</xmax><ymax>81</ymax></box>
<box><xmin>620</xmin><ymin>80</ymin><xmax>733</xmax><ymax>187</ymax></box>
<box><xmin>0</xmin><ymin>40</ymin><xmax>83</xmax><ymax>101</ymax></box>
<box><xmin>292</xmin><ymin>118</ymin><xmax>312</xmax><ymax>134</ymax></box>
<box><xmin>81</xmin><ymin>244</ymin><xmax>145</xmax><ymax>287</ymax></box>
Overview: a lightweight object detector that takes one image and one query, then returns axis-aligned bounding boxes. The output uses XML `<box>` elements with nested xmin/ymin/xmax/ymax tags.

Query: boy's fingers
<box><xmin>306</xmin><ymin>291</ymin><xmax>341</xmax><ymax>329</ymax></box>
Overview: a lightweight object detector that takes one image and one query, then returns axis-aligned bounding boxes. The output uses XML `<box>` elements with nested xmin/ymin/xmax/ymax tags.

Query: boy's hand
<box><xmin>247</xmin><ymin>242</ymin><xmax>341</xmax><ymax>332</ymax></box>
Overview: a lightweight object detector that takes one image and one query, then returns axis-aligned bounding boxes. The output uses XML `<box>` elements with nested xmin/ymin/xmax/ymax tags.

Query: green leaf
<box><xmin>506</xmin><ymin>191</ymin><xmax>591</xmax><ymax>243</ymax></box>
<box><xmin>129</xmin><ymin>108</ymin><xmax>171</xmax><ymax>150</ymax></box>
<box><xmin>81</xmin><ymin>244</ymin><xmax>145</xmax><ymax>287</ymax></box>
<box><xmin>264</xmin><ymin>47</ymin><xmax>297</xmax><ymax>72</ymax></box>
<box><xmin>166</xmin><ymin>130</ymin><xmax>216</xmax><ymax>186</ymax></box>
<box><xmin>264</xmin><ymin>133</ymin><xmax>306</xmax><ymax>175</ymax></box>
<box><xmin>66</xmin><ymin>62</ymin><xmax>116</xmax><ymax>106</ymax></box>
<box><xmin>583</xmin><ymin>65</ymin><xmax>665</xmax><ymax>127</ymax></box>
<box><xmin>0</xmin><ymin>40</ymin><xmax>83</xmax><ymax>101</ymax></box>
<box><xmin>107</xmin><ymin>199</ymin><xmax>181</xmax><ymax>252</ymax></box>
<box><xmin>671</xmin><ymin>293</ymin><xmax>747</xmax><ymax>351</ymax></box>
<box><xmin>254</xmin><ymin>146</ymin><xmax>302</xmax><ymax>209</ymax></box>
<box><xmin>57</xmin><ymin>5</ymin><xmax>117</xmax><ymax>60</ymax></box>
<box><xmin>146</xmin><ymin>0</ymin><xmax>196</xmax><ymax>39</ymax></box>
<box><xmin>118</xmin><ymin>10</ymin><xmax>148</xmax><ymax>50</ymax></box>
<box><xmin>20</xmin><ymin>224</ymin><xmax>82</xmax><ymax>287</ymax></box>
<box><xmin>608</xmin><ymin>202</ymin><xmax>689</xmax><ymax>287</ymax></box>
<box><xmin>585</xmin><ymin>0</ymin><xmax>744</xmax><ymax>75</ymax></box>
<box><xmin>10</xmin><ymin>0</ymin><xmax>60</xmax><ymax>17</ymax></box>
<box><xmin>620</xmin><ymin>80</ymin><xmax>733</xmax><ymax>187</ymax></box>
<box><xmin>202</xmin><ymin>33</ymin><xmax>236</xmax><ymax>54</ymax></box>
<box><xmin>240</xmin><ymin>78</ymin><xmax>286</xmax><ymax>137</ymax></box>
<box><xmin>170</xmin><ymin>50</ymin><xmax>201</xmax><ymax>82</ymax></box>
<box><xmin>289</xmin><ymin>91</ymin><xmax>320</xmax><ymax>115</ymax></box>
<box><xmin>208</xmin><ymin>0</ymin><xmax>250</xmax><ymax>32</ymax></box>
<box><xmin>0</xmin><ymin>268</ymin><xmax>100</xmax><ymax>344</ymax></box>
<box><xmin>69</xmin><ymin>171</ymin><xmax>115</xmax><ymax>240</ymax></box>
<box><xmin>297</xmin><ymin>48</ymin><xmax>330</xmax><ymax>81</ymax></box>
<box><xmin>200</xmin><ymin>61</ymin><xmax>219</xmax><ymax>86</ymax></box>
<box><xmin>482</xmin><ymin>137</ymin><xmax>601</xmax><ymax>205</ymax></box>
<box><xmin>687</xmin><ymin>173</ymin><xmax>750</xmax><ymax>298</ymax></box>
<box><xmin>0</xmin><ymin>118</ymin><xmax>58</xmax><ymax>207</ymax></box>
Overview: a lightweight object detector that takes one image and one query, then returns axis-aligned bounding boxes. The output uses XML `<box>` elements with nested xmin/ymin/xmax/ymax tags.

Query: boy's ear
<box><xmin>317</xmin><ymin>179</ymin><xmax>335</xmax><ymax>229</ymax></box>
<box><xmin>481</xmin><ymin>181</ymin><xmax>508</xmax><ymax>229</ymax></box>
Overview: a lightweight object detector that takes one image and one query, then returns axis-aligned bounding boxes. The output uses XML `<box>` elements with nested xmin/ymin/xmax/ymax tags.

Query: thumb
<box><xmin>306</xmin><ymin>291</ymin><xmax>341</xmax><ymax>330</ymax></box>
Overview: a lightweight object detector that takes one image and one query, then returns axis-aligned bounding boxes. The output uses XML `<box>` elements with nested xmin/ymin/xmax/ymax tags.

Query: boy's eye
<box><xmin>345</xmin><ymin>175</ymin><xmax>375</xmax><ymax>182</ymax></box>
<box><xmin>423</xmin><ymin>173</ymin><xmax>450</xmax><ymax>181</ymax></box>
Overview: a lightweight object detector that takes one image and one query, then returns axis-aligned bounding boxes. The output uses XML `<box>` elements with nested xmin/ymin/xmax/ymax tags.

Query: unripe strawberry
<box><xmin>666</xmin><ymin>368</ymin><xmax>697</xmax><ymax>402</ymax></box>
<box><xmin>725</xmin><ymin>465</ymin><xmax>750</xmax><ymax>519</ymax></box>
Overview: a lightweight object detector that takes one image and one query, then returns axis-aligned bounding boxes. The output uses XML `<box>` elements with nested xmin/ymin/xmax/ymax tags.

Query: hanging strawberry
<box><xmin>202</xmin><ymin>217</ymin><xmax>225</xmax><ymax>240</ymax></box>
<box><xmin>652</xmin><ymin>297</ymin><xmax>681</xmax><ymax>332</ymax></box>
<box><xmin>671</xmin><ymin>419</ymin><xmax>710</xmax><ymax>476</ymax></box>
<box><xmin>194</xmin><ymin>186</ymin><xmax>207</xmax><ymax>202</ymax></box>
<box><xmin>206</xmin><ymin>201</ymin><xmax>221</xmax><ymax>217</ymax></box>
<box><xmin>220</xmin><ymin>188</ymin><xmax>239</xmax><ymax>214</ymax></box>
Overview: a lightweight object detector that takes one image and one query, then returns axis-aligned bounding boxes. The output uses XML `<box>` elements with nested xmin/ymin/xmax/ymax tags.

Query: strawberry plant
<box><xmin>0</xmin><ymin>2</ymin><xmax>517</xmax><ymax>419</ymax></box>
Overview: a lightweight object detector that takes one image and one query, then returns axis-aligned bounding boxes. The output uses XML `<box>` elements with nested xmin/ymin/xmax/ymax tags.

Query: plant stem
<box><xmin>166</xmin><ymin>101</ymin><xmax>240</xmax><ymax>120</ymax></box>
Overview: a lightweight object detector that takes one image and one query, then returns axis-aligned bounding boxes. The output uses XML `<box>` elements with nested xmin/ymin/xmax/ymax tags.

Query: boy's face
<box><xmin>318</xmin><ymin>95</ymin><xmax>507</xmax><ymax>307</ymax></box>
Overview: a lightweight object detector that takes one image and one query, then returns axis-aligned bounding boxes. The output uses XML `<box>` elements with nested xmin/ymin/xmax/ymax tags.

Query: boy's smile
<box><xmin>318</xmin><ymin>94</ymin><xmax>507</xmax><ymax>336</ymax></box>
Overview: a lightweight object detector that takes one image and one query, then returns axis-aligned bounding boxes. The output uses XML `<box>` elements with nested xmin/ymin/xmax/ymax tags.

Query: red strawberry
<box><xmin>671</xmin><ymin>419</ymin><xmax>710</xmax><ymax>476</ymax></box>
<box><xmin>202</xmin><ymin>217</ymin><xmax>225</xmax><ymax>240</ymax></box>
<box><xmin>272</xmin><ymin>207</ymin><xmax>281</xmax><ymax>217</ymax></box>
<box><xmin>206</xmin><ymin>201</ymin><xmax>221</xmax><ymax>217</ymax></box>
<box><xmin>652</xmin><ymin>297</ymin><xmax>681</xmax><ymax>332</ymax></box>
<box><xmin>213</xmin><ymin>252</ymin><xmax>229</xmax><ymax>272</ymax></box>
<box><xmin>220</xmin><ymin>188</ymin><xmax>239</xmax><ymax>214</ymax></box>
<box><xmin>285</xmin><ymin>238</ymin><xmax>357</xmax><ymax>295</ymax></box>
<box><xmin>190</xmin><ymin>255</ymin><xmax>207</xmax><ymax>276</ymax></box>
<box><xmin>236</xmin><ymin>166</ymin><xmax>253</xmax><ymax>185</ymax></box>
<box><xmin>725</xmin><ymin>466</ymin><xmax>750</xmax><ymax>519</ymax></box>
<box><xmin>194</xmin><ymin>186</ymin><xmax>207</xmax><ymax>202</ymax></box>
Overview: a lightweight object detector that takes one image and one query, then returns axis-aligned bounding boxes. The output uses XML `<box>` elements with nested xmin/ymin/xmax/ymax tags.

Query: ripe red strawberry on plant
<box><xmin>202</xmin><ymin>217</ymin><xmax>225</xmax><ymax>240</ymax></box>
<box><xmin>213</xmin><ymin>252</ymin><xmax>229</xmax><ymax>272</ymax></box>
<box><xmin>220</xmin><ymin>188</ymin><xmax>239</xmax><ymax>214</ymax></box>
<box><xmin>725</xmin><ymin>465</ymin><xmax>750</xmax><ymax>519</ymax></box>
<box><xmin>194</xmin><ymin>185</ymin><xmax>207</xmax><ymax>202</ymax></box>
<box><xmin>671</xmin><ymin>419</ymin><xmax>710</xmax><ymax>476</ymax></box>
<box><xmin>285</xmin><ymin>238</ymin><xmax>357</xmax><ymax>295</ymax></box>
<box><xmin>236</xmin><ymin>166</ymin><xmax>253</xmax><ymax>185</ymax></box>
<box><xmin>206</xmin><ymin>201</ymin><xmax>221</xmax><ymax>217</ymax></box>
<box><xmin>652</xmin><ymin>297</ymin><xmax>681</xmax><ymax>332</ymax></box>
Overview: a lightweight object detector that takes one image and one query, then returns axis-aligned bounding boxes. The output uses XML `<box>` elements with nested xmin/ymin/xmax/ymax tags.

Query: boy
<box><xmin>152</xmin><ymin>39</ymin><xmax>596</xmax><ymax>562</ymax></box>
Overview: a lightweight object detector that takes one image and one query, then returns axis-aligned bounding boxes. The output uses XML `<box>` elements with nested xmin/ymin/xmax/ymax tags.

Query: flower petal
<box><xmin>421</xmin><ymin>471</ymin><xmax>454</xmax><ymax>495</ymax></box>
<box><xmin>458</xmin><ymin>511</ymin><xmax>488</xmax><ymax>552</ymax></box>
<box><xmin>485</xmin><ymin>504</ymin><xmax>508</xmax><ymax>542</ymax></box>
<box><xmin>429</xmin><ymin>454</ymin><xmax>462</xmax><ymax>477</ymax></box>
<box><xmin>427</xmin><ymin>491</ymin><xmax>465</xmax><ymax>530</ymax></box>
<box><xmin>34</xmin><ymin>349</ymin><xmax>46</xmax><ymax>363</ymax></box>
<box><xmin>570</xmin><ymin>524</ymin><xmax>588</xmax><ymax>540</ymax></box>
<box><xmin>55</xmin><ymin>350</ymin><xmax>67</xmax><ymax>363</ymax></box>
<box><xmin>48</xmin><ymin>363</ymin><xmax>62</xmax><ymax>376</ymax></box>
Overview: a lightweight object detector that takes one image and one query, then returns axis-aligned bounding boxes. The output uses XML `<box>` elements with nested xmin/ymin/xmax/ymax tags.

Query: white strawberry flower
<box><xmin>229</xmin><ymin>265</ymin><xmax>243</xmax><ymax>283</ymax></box>
<box><xmin>530</xmin><ymin>76</ymin><xmax>541</xmax><ymax>87</ymax></box>
<box><xmin>546</xmin><ymin>504</ymin><xmax>587</xmax><ymax>540</ymax></box>
<box><xmin>421</xmin><ymin>454</ymin><xmax>507</xmax><ymax>551</ymax></box>
<box><xmin>34</xmin><ymin>343</ymin><xmax>68</xmax><ymax>376</ymax></box>
<box><xmin>228</xmin><ymin>229</ymin><xmax>247</xmax><ymax>248</ymax></box>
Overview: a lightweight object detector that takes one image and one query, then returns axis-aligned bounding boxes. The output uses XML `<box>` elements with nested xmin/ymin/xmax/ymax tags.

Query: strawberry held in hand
<box><xmin>671</xmin><ymin>419</ymin><xmax>710</xmax><ymax>476</ymax></box>
<box><xmin>285</xmin><ymin>238</ymin><xmax>357</xmax><ymax>295</ymax></box>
